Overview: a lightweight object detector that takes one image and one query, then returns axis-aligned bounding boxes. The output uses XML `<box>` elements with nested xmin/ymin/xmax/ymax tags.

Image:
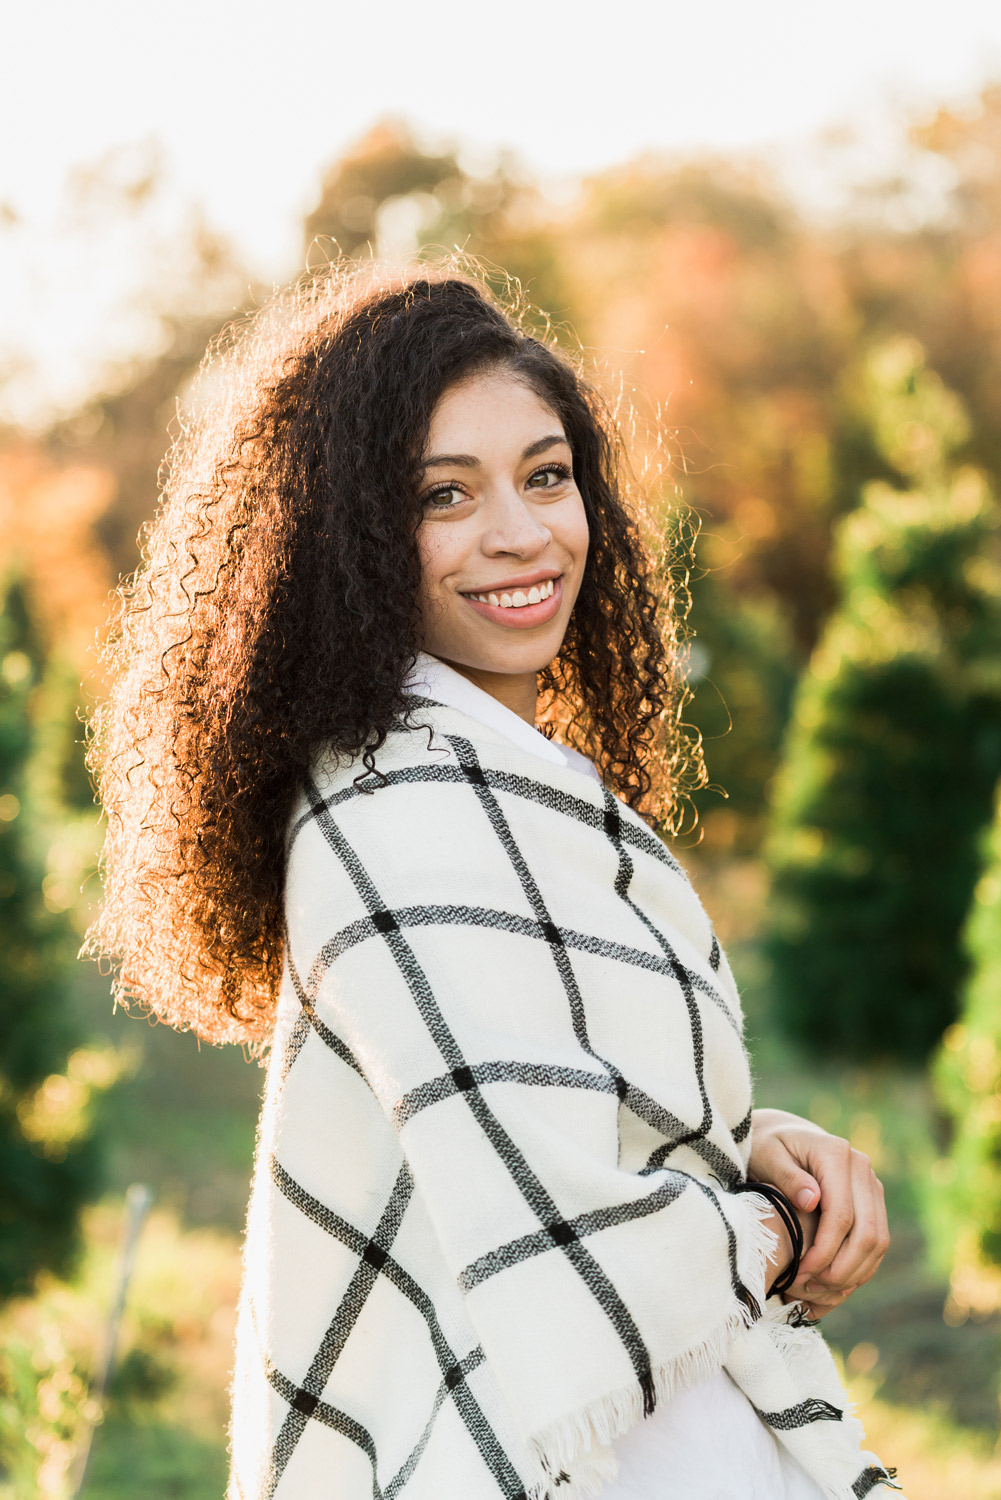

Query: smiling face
<box><xmin>415</xmin><ymin>366</ymin><xmax>590</xmax><ymax>721</ymax></box>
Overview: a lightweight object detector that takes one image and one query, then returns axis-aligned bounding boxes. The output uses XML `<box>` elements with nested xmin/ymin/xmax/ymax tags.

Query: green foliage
<box><xmin>302</xmin><ymin>119</ymin><xmax>571</xmax><ymax>331</ymax></box>
<box><xmin>0</xmin><ymin>1314</ymin><xmax>99</xmax><ymax>1499</ymax></box>
<box><xmin>925</xmin><ymin>780</ymin><xmax>1001</xmax><ymax>1318</ymax></box>
<box><xmin>584</xmin><ymin>157</ymin><xmax>795</xmax><ymax>248</ymax></box>
<box><xmin>0</xmin><ymin>1201</ymin><xmax>238</xmax><ymax>1499</ymax></box>
<box><xmin>0</xmin><ymin>573</ymin><xmax>112</xmax><ymax>1301</ymax></box>
<box><xmin>764</xmin><ymin>341</ymin><xmax>1001</xmax><ymax>1059</ymax></box>
<box><xmin>304</xmin><ymin>118</ymin><xmax>460</xmax><ymax>259</ymax></box>
<box><xmin>686</xmin><ymin>569</ymin><xmax>799</xmax><ymax>849</ymax></box>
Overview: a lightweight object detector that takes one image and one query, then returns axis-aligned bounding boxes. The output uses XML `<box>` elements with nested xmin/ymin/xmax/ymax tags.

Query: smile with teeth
<box><xmin>464</xmin><ymin>577</ymin><xmax>557</xmax><ymax>609</ymax></box>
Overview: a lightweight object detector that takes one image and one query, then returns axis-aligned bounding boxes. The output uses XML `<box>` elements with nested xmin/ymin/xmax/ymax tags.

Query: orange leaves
<box><xmin>0</xmin><ymin>442</ymin><xmax>114</xmax><ymax>667</ymax></box>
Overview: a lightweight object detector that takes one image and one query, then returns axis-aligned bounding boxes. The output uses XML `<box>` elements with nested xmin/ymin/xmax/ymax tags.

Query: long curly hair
<box><xmin>84</xmin><ymin>258</ymin><xmax>704</xmax><ymax>1048</ymax></box>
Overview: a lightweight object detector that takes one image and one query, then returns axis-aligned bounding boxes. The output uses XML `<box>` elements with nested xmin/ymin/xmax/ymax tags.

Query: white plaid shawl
<box><xmin>227</xmin><ymin>697</ymin><xmax>903</xmax><ymax>1500</ymax></box>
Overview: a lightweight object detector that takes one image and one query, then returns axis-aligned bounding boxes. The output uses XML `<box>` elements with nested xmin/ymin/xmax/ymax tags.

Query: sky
<box><xmin>2</xmin><ymin>0</ymin><xmax>1000</xmax><ymax>424</ymax></box>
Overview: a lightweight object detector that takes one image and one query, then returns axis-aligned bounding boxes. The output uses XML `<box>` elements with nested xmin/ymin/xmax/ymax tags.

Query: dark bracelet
<box><xmin>732</xmin><ymin>1179</ymin><xmax>805</xmax><ymax>1298</ymax></box>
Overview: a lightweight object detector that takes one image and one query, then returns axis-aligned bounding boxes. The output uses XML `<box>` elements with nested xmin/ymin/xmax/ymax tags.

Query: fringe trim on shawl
<box><xmin>519</xmin><ymin>1193</ymin><xmax>903</xmax><ymax>1500</ymax></box>
<box><xmin>523</xmin><ymin>1301</ymin><xmax>758</xmax><ymax>1500</ymax></box>
<box><xmin>521</xmin><ymin>1186</ymin><xmax>778</xmax><ymax>1500</ymax></box>
<box><xmin>754</xmin><ymin>1309</ymin><xmax>904</xmax><ymax>1500</ymax></box>
<box><xmin>522</xmin><ymin>1310</ymin><xmax>903</xmax><ymax>1500</ymax></box>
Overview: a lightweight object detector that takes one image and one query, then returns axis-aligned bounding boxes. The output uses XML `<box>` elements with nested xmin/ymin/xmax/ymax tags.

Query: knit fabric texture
<box><xmin>227</xmin><ymin>697</ymin><xmax>904</xmax><ymax>1500</ymax></box>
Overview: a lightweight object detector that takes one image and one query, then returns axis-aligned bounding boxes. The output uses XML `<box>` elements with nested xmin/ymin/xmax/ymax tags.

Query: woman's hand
<box><xmin>748</xmin><ymin>1107</ymin><xmax>890</xmax><ymax>1319</ymax></box>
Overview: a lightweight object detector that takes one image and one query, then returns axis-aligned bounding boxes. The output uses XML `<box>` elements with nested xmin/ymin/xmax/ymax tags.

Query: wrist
<box><xmin>733</xmin><ymin>1179</ymin><xmax>805</xmax><ymax>1298</ymax></box>
<box><xmin>763</xmin><ymin>1203</ymin><xmax>795</xmax><ymax>1279</ymax></box>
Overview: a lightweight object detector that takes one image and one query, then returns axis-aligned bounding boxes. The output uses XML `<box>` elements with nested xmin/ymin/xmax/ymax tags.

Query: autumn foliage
<box><xmin>5</xmin><ymin>88</ymin><xmax>1001</xmax><ymax>1308</ymax></box>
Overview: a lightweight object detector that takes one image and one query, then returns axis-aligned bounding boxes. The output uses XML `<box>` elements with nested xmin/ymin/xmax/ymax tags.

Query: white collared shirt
<box><xmin>402</xmin><ymin>650</ymin><xmax>602</xmax><ymax>785</ymax></box>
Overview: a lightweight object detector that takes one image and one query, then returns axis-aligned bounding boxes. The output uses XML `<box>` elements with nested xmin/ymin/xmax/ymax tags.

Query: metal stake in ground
<box><xmin>69</xmin><ymin>1182</ymin><xmax>153</xmax><ymax>1499</ymax></box>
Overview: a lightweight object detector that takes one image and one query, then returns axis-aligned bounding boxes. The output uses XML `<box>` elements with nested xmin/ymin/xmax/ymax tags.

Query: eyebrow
<box><xmin>419</xmin><ymin>433</ymin><xmax>569</xmax><ymax>470</ymax></box>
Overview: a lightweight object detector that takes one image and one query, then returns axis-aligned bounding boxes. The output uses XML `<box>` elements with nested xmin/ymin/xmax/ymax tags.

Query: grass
<box><xmin>845</xmin><ymin>1375</ymin><xmax>1001</xmax><ymax>1499</ymax></box>
<box><xmin>0</xmin><ymin>963</ymin><xmax>261</xmax><ymax>1499</ymax></box>
<box><xmin>0</xmin><ymin>1201</ymin><xmax>241</xmax><ymax>1500</ymax></box>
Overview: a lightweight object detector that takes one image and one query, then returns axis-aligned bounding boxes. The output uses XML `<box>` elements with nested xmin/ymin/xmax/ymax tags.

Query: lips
<box><xmin>459</xmin><ymin>567</ymin><xmax>562</xmax><ymax>597</ymax></box>
<box><xmin>463</xmin><ymin>577</ymin><xmax>556</xmax><ymax>609</ymax></box>
<box><xmin>460</xmin><ymin>573</ymin><xmax>564</xmax><ymax>629</ymax></box>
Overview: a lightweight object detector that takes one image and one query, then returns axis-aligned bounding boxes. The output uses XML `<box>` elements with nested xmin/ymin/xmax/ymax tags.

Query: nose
<box><xmin>479</xmin><ymin>485</ymin><xmax>551</xmax><ymax>557</ymax></box>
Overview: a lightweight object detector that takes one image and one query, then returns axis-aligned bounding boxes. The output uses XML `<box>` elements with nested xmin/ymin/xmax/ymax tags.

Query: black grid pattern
<box><xmin>262</xmin><ymin>1158</ymin><xmax>524</xmax><ymax>1499</ymax></box>
<box><xmin>302</xmin><ymin>764</ymin><xmax>665</xmax><ymax>1411</ymax></box>
<box><xmin>229</xmin><ymin>701</ymin><xmax>899</xmax><ymax>1500</ymax></box>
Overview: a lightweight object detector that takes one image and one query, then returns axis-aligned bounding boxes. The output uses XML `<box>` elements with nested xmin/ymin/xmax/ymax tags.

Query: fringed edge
<box><xmin>753</xmin><ymin>1303</ymin><xmax>908</xmax><ymax>1500</ymax></box>
<box><xmin>729</xmin><ymin>1179</ymin><xmax>781</xmax><ymax>1320</ymax></box>
<box><xmin>525</xmin><ymin>1242</ymin><xmax>774</xmax><ymax>1500</ymax></box>
<box><xmin>861</xmin><ymin>1465</ymin><xmax>903</xmax><ymax>1495</ymax></box>
<box><xmin>515</xmin><ymin>1183</ymin><xmax>907</xmax><ymax>1500</ymax></box>
<box><xmin>519</xmin><ymin>1200</ymin><xmax>781</xmax><ymax>1500</ymax></box>
<box><xmin>522</xmin><ymin>1301</ymin><xmax>754</xmax><ymax>1500</ymax></box>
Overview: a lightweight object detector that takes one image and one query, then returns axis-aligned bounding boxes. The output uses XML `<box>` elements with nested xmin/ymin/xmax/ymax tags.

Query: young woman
<box><xmin>87</xmin><ymin>264</ymin><xmax>901</xmax><ymax>1499</ymax></box>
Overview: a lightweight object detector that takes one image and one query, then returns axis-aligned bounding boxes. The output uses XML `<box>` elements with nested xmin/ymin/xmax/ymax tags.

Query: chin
<box><xmin>444</xmin><ymin>635</ymin><xmax>560</xmax><ymax>676</ymax></box>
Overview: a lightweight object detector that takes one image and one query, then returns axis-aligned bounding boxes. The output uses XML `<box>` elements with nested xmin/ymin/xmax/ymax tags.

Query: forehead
<box><xmin>424</xmin><ymin>369</ymin><xmax>564</xmax><ymax>455</ymax></box>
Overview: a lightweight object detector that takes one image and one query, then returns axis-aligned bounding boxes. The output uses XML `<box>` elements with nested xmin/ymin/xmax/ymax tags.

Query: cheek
<box><xmin>416</xmin><ymin>523</ymin><xmax>469</xmax><ymax>608</ymax></box>
<box><xmin>559</xmin><ymin>497</ymin><xmax>590</xmax><ymax>612</ymax></box>
<box><xmin>563</xmin><ymin>494</ymin><xmax>590</xmax><ymax>561</ymax></box>
<box><xmin>415</xmin><ymin>527</ymin><xmax>449</xmax><ymax>596</ymax></box>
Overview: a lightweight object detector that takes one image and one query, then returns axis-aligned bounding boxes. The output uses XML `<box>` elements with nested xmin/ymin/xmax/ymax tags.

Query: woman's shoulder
<box><xmin>292</xmin><ymin>696</ymin><xmax>679</xmax><ymax>885</ymax></box>
<box><xmin>290</xmin><ymin>698</ymin><xmax>519</xmax><ymax>854</ymax></box>
<box><xmin>306</xmin><ymin>696</ymin><xmax>505</xmax><ymax>795</ymax></box>
<box><xmin>282</xmin><ymin>696</ymin><xmax>727</xmax><ymax>1030</ymax></box>
<box><xmin>306</xmin><ymin>696</ymin><xmax>607</xmax><ymax>800</ymax></box>
<box><xmin>287</xmin><ymin>696</ymin><xmax>612</xmax><ymax>881</ymax></box>
<box><xmin>284</xmin><ymin>700</ymin><xmax>558</xmax><ymax>924</ymax></box>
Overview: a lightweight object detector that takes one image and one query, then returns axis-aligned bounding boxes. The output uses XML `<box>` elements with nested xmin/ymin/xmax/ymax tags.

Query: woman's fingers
<box><xmin>802</xmin><ymin>1291</ymin><xmax>856</xmax><ymax>1320</ymax></box>
<box><xmin>795</xmin><ymin>1134</ymin><xmax>855</xmax><ymax>1280</ymax></box>
<box><xmin>746</xmin><ymin>1111</ymin><xmax>892</xmax><ymax>1316</ymax></box>
<box><xmin>791</xmin><ymin>1288</ymin><xmax>850</xmax><ymax>1319</ymax></box>
<box><xmin>821</xmin><ymin>1166</ymin><xmax>889</xmax><ymax>1290</ymax></box>
<box><xmin>746</xmin><ymin>1117</ymin><xmax>821</xmax><ymax>1212</ymax></box>
<box><xmin>795</xmin><ymin>1153</ymin><xmax>890</xmax><ymax>1301</ymax></box>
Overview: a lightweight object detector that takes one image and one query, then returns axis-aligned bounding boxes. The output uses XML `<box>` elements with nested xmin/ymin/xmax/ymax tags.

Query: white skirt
<box><xmin>603</xmin><ymin>1370</ymin><xmax>828</xmax><ymax>1499</ymax></box>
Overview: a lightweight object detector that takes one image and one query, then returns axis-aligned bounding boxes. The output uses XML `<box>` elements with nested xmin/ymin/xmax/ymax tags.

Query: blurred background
<box><xmin>3</xmin><ymin>2</ymin><xmax>1001</xmax><ymax>1495</ymax></box>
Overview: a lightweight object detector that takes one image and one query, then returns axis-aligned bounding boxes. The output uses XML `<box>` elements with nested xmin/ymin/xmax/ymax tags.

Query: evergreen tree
<box><xmin>764</xmin><ymin>339</ymin><xmax>1001</xmax><ymax>1059</ymax></box>
<box><xmin>926</xmin><ymin>779</ymin><xmax>1001</xmax><ymax>1319</ymax></box>
<box><xmin>0</xmin><ymin>573</ymin><xmax>104</xmax><ymax>1299</ymax></box>
<box><xmin>686</xmin><ymin>568</ymin><xmax>799</xmax><ymax>853</ymax></box>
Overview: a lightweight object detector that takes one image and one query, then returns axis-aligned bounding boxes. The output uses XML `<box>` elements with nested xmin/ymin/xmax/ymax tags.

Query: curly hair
<box><xmin>84</xmin><ymin>257</ymin><xmax>704</xmax><ymax>1048</ymax></box>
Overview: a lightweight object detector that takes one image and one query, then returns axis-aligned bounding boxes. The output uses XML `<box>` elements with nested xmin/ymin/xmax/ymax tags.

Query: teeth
<box><xmin>465</xmin><ymin>577</ymin><xmax>557</xmax><ymax>607</ymax></box>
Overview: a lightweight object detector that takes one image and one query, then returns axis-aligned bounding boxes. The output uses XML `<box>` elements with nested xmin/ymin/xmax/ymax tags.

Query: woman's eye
<box><xmin>527</xmin><ymin>463</ymin><xmax>571</xmax><ymax>489</ymax></box>
<box><xmin>424</xmin><ymin>485</ymin><xmax>465</xmax><ymax>509</ymax></box>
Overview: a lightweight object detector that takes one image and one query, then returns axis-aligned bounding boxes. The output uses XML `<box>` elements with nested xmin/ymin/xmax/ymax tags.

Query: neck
<box><xmin>438</xmin><ymin>658</ymin><xmax>539</xmax><ymax>726</ymax></box>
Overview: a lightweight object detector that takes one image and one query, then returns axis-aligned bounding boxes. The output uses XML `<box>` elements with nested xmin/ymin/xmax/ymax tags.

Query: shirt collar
<box><xmin>402</xmin><ymin>650</ymin><xmax>574</xmax><ymax>770</ymax></box>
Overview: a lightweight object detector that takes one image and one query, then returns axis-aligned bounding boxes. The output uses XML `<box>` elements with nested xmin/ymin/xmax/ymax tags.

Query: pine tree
<box><xmin>0</xmin><ymin>574</ymin><xmax>104</xmax><ymax>1299</ymax></box>
<box><xmin>764</xmin><ymin>339</ymin><xmax>1001</xmax><ymax>1059</ymax></box>
<box><xmin>927</xmin><ymin>779</ymin><xmax>1001</xmax><ymax>1319</ymax></box>
<box><xmin>686</xmin><ymin>568</ymin><xmax>799</xmax><ymax>853</ymax></box>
